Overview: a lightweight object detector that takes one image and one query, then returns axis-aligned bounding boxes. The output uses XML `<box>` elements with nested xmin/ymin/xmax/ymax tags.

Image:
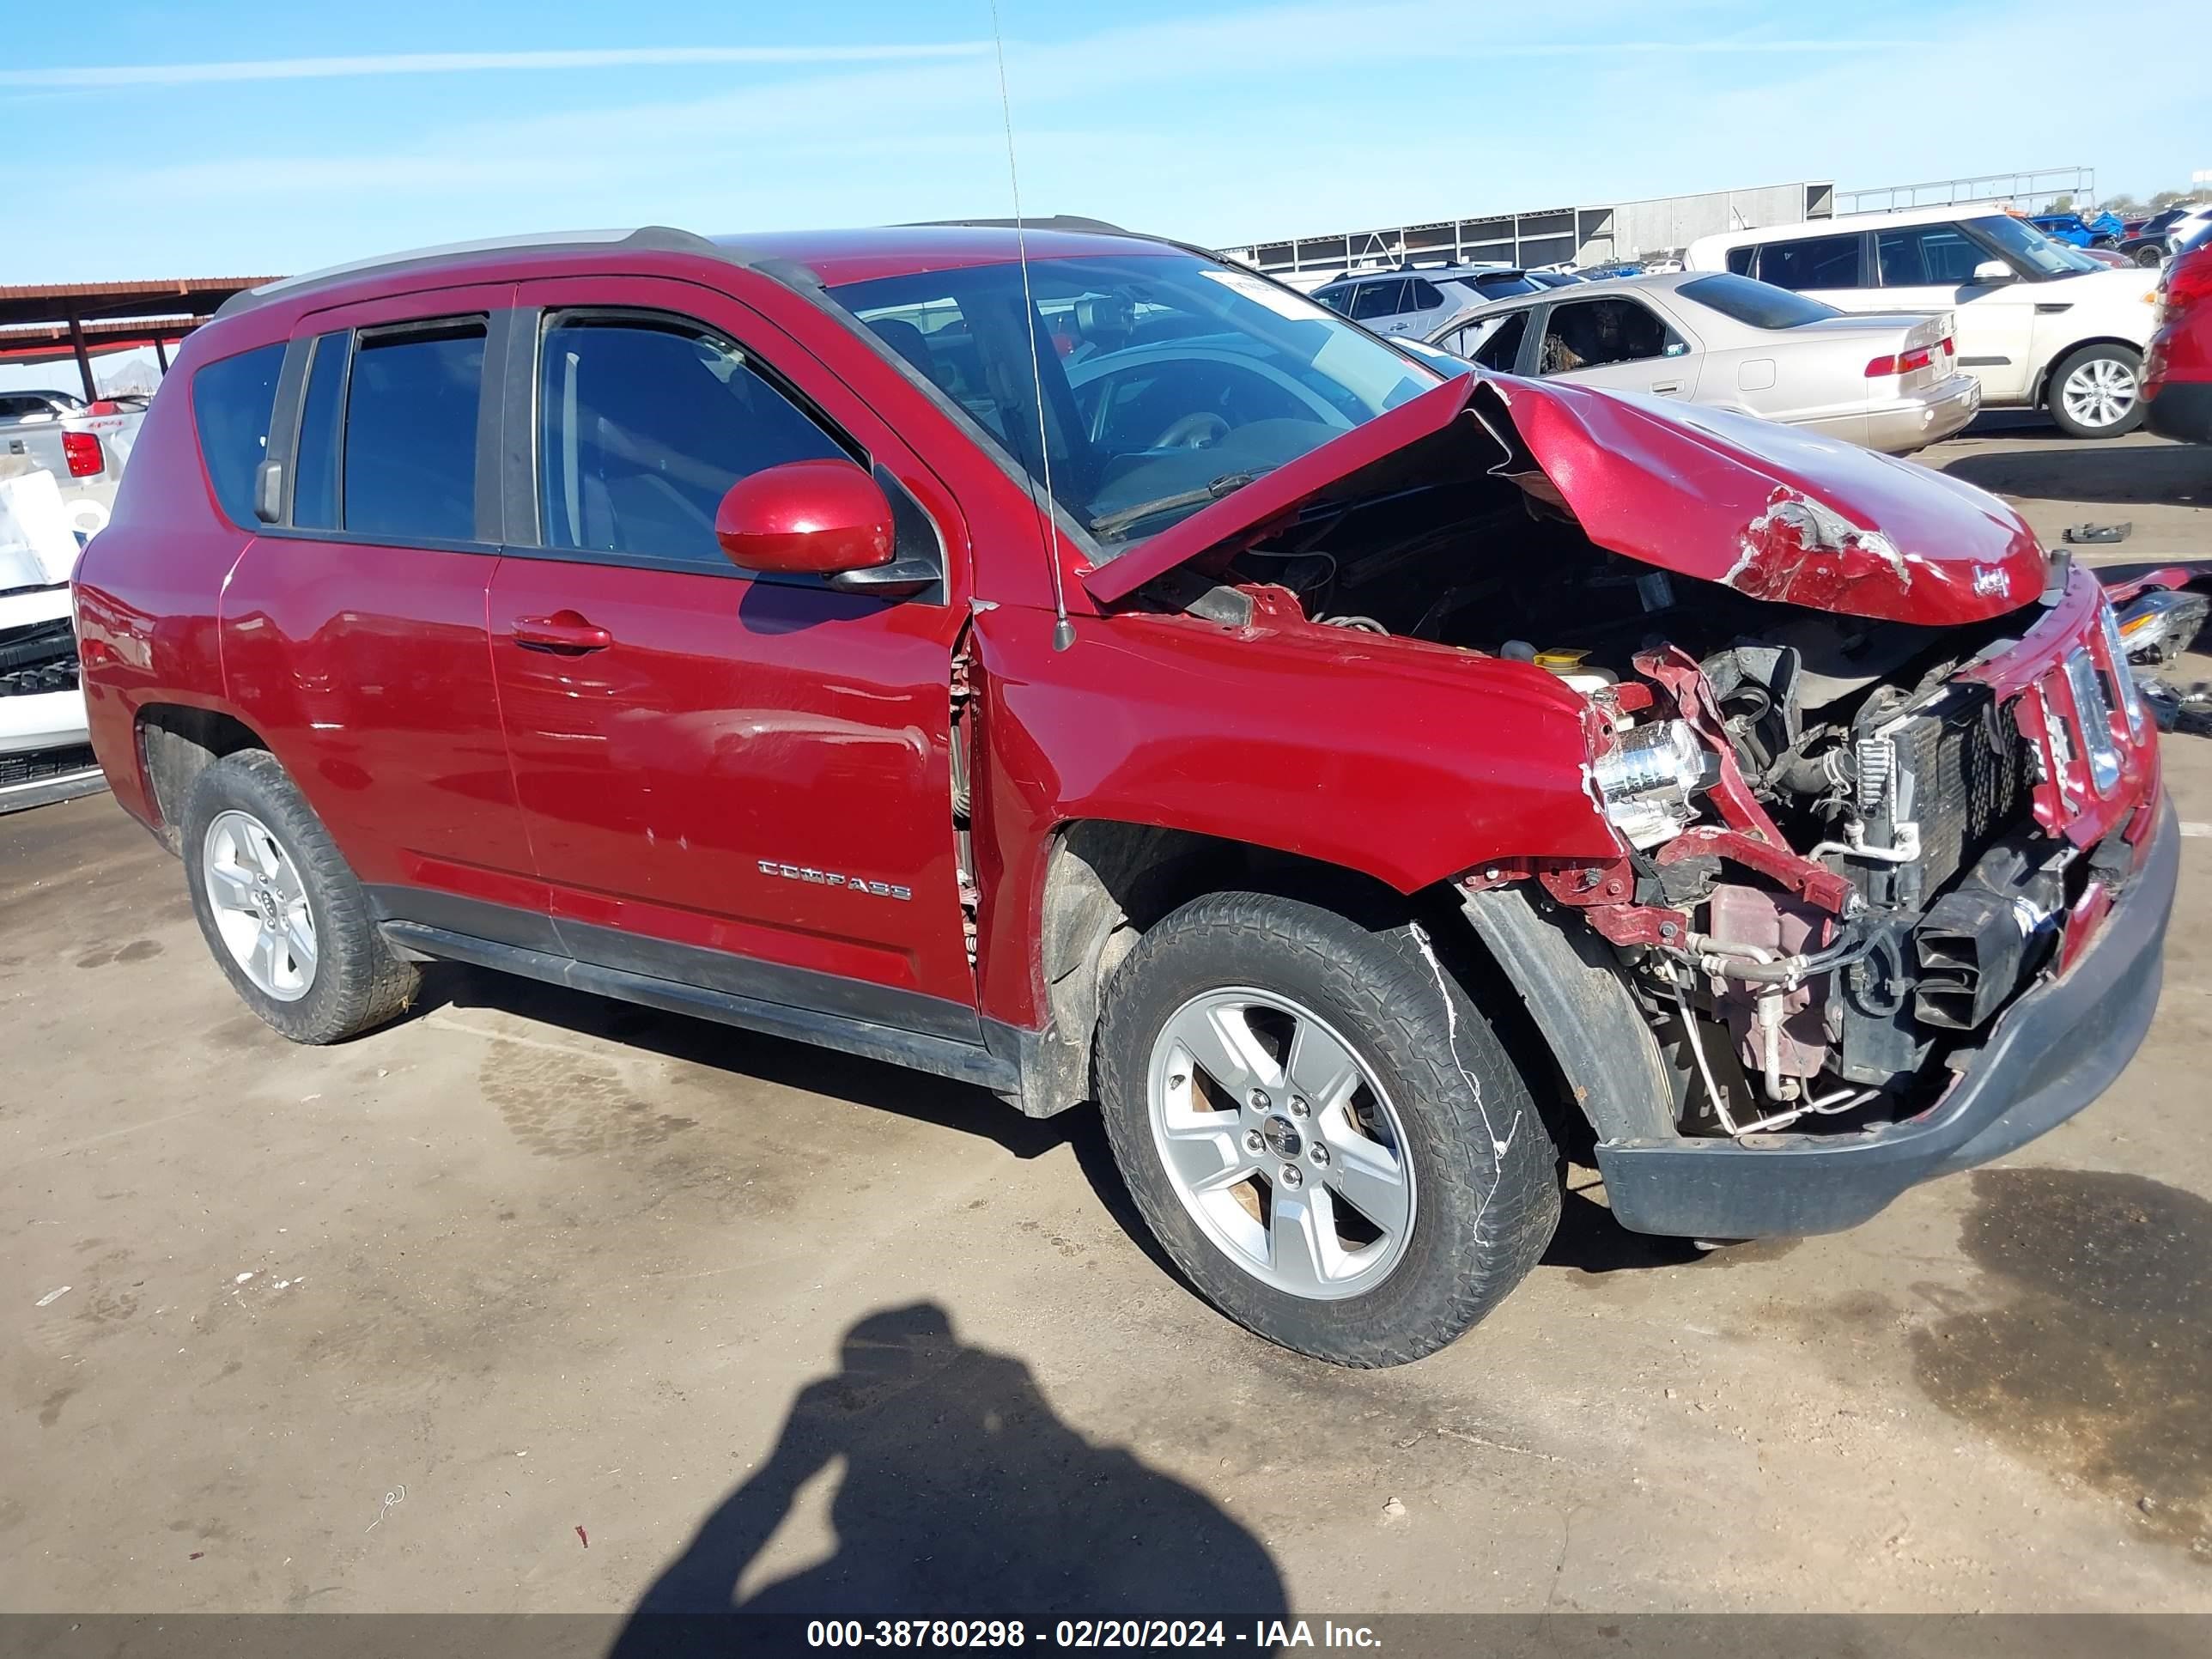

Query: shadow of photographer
<box><xmin>610</xmin><ymin>1302</ymin><xmax>1286</xmax><ymax>1650</ymax></box>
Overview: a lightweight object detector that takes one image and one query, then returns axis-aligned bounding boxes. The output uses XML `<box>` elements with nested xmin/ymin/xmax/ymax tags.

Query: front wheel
<box><xmin>2047</xmin><ymin>343</ymin><xmax>2145</xmax><ymax>439</ymax></box>
<box><xmin>1095</xmin><ymin>893</ymin><xmax>1559</xmax><ymax>1367</ymax></box>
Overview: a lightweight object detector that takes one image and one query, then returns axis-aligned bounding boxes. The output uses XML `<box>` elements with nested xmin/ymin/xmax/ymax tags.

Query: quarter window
<box><xmin>191</xmin><ymin>343</ymin><xmax>284</xmax><ymax>529</ymax></box>
<box><xmin>1756</xmin><ymin>234</ymin><xmax>1866</xmax><ymax>291</ymax></box>
<box><xmin>290</xmin><ymin>331</ymin><xmax>349</xmax><ymax>531</ymax></box>
<box><xmin>341</xmin><ymin>320</ymin><xmax>485</xmax><ymax>543</ymax></box>
<box><xmin>536</xmin><ymin>314</ymin><xmax>846</xmax><ymax>568</ymax></box>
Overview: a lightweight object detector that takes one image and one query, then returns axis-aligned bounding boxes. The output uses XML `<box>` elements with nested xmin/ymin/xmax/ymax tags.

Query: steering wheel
<box><xmin>1152</xmin><ymin>411</ymin><xmax>1230</xmax><ymax>450</ymax></box>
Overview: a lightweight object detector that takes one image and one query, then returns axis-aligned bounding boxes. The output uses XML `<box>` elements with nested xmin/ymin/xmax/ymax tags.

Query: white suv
<box><xmin>1686</xmin><ymin>206</ymin><xmax>2160</xmax><ymax>438</ymax></box>
<box><xmin>1312</xmin><ymin>267</ymin><xmax>1547</xmax><ymax>337</ymax></box>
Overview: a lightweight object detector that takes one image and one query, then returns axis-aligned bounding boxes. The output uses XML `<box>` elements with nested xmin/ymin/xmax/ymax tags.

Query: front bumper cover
<box><xmin>1596</xmin><ymin>797</ymin><xmax>2180</xmax><ymax>1238</ymax></box>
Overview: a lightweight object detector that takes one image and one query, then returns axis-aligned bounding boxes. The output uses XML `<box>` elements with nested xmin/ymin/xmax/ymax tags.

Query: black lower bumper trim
<box><xmin>1596</xmin><ymin>799</ymin><xmax>2180</xmax><ymax>1238</ymax></box>
<box><xmin>2146</xmin><ymin>380</ymin><xmax>2212</xmax><ymax>444</ymax></box>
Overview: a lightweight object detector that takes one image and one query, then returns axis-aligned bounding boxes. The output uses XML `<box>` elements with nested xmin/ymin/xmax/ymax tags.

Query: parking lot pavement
<box><xmin>1919</xmin><ymin>422</ymin><xmax>2208</xmax><ymax>572</ymax></box>
<box><xmin>5</xmin><ymin>428</ymin><xmax>2211</xmax><ymax>1620</ymax></box>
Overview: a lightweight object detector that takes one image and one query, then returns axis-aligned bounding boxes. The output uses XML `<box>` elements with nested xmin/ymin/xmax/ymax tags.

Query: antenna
<box><xmin>988</xmin><ymin>0</ymin><xmax>1077</xmax><ymax>652</ymax></box>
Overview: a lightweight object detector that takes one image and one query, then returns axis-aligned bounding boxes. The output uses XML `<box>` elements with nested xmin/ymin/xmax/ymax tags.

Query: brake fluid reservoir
<box><xmin>1534</xmin><ymin>647</ymin><xmax>1616</xmax><ymax>700</ymax></box>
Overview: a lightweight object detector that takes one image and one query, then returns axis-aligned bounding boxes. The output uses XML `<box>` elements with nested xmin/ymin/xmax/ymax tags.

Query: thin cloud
<box><xmin>0</xmin><ymin>42</ymin><xmax>993</xmax><ymax>90</ymax></box>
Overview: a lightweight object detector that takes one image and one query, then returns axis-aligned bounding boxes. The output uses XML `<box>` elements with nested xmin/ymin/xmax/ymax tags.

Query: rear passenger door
<box><xmin>217</xmin><ymin>284</ymin><xmax>541</xmax><ymax>912</ymax></box>
<box><xmin>1753</xmin><ymin>233</ymin><xmax>1872</xmax><ymax>312</ymax></box>
<box><xmin>486</xmin><ymin>275</ymin><xmax>980</xmax><ymax>1032</ymax></box>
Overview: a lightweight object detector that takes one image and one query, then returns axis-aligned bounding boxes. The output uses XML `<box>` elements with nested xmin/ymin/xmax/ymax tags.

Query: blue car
<box><xmin>2030</xmin><ymin>211</ymin><xmax>2124</xmax><ymax>248</ymax></box>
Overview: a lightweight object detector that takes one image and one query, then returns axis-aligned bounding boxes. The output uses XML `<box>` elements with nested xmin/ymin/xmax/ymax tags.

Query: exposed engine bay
<box><xmin>1188</xmin><ymin>478</ymin><xmax>2147</xmax><ymax>1142</ymax></box>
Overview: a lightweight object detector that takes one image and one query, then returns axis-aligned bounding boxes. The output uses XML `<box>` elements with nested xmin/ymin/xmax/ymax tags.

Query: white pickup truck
<box><xmin>0</xmin><ymin>387</ymin><xmax>143</xmax><ymax>502</ymax></box>
<box><xmin>1</xmin><ymin>465</ymin><xmax>100</xmax><ymax>811</ymax></box>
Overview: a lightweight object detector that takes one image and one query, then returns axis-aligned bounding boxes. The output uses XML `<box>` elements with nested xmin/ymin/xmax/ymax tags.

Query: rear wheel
<box><xmin>2135</xmin><ymin>244</ymin><xmax>2166</xmax><ymax>268</ymax></box>
<box><xmin>2047</xmin><ymin>343</ymin><xmax>2145</xmax><ymax>439</ymax></box>
<box><xmin>182</xmin><ymin>750</ymin><xmax>418</xmax><ymax>1043</ymax></box>
<box><xmin>1095</xmin><ymin>892</ymin><xmax>1559</xmax><ymax>1367</ymax></box>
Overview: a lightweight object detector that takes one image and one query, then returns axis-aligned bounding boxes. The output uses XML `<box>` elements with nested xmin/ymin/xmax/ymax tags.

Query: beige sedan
<box><xmin>1423</xmin><ymin>271</ymin><xmax>1982</xmax><ymax>454</ymax></box>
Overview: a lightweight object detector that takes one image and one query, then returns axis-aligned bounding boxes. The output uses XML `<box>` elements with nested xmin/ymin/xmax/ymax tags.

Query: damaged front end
<box><xmin>1092</xmin><ymin>370</ymin><xmax>2175</xmax><ymax>1234</ymax></box>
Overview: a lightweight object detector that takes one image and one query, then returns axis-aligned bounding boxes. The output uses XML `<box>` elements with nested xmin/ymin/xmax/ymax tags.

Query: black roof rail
<box><xmin>902</xmin><ymin>214</ymin><xmax>1137</xmax><ymax>235</ymax></box>
<box><xmin>213</xmin><ymin>226</ymin><xmax>729</xmax><ymax>319</ymax></box>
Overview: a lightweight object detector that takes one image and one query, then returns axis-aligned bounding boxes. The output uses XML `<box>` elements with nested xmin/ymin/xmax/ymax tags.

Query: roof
<box><xmin>0</xmin><ymin>276</ymin><xmax>275</xmax><ymax>331</ymax></box>
<box><xmin>723</xmin><ymin>222</ymin><xmax>1167</xmax><ymax>287</ymax></box>
<box><xmin>211</xmin><ymin>219</ymin><xmax>1171</xmax><ymax>321</ymax></box>
<box><xmin>1686</xmin><ymin>202</ymin><xmax>2031</xmax><ymax>252</ymax></box>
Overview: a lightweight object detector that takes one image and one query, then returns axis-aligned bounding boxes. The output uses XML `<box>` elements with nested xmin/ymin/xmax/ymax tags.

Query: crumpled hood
<box><xmin>1080</xmin><ymin>371</ymin><xmax>2049</xmax><ymax>626</ymax></box>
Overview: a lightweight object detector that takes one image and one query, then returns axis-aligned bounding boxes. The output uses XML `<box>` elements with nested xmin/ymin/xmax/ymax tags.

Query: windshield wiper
<box><xmin>1087</xmin><ymin>470</ymin><xmax>1270</xmax><ymax>540</ymax></box>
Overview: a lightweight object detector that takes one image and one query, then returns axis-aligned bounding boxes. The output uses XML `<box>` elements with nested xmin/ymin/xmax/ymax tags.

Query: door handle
<box><xmin>512</xmin><ymin>611</ymin><xmax>613</xmax><ymax>653</ymax></box>
<box><xmin>1651</xmin><ymin>382</ymin><xmax>1685</xmax><ymax>396</ymax></box>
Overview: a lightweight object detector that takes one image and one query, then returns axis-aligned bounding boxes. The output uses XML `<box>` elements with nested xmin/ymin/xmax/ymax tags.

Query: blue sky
<box><xmin>1</xmin><ymin>0</ymin><xmax>2202</xmax><ymax>286</ymax></box>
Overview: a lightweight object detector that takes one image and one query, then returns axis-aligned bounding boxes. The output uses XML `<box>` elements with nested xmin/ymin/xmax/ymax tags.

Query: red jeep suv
<box><xmin>75</xmin><ymin>222</ymin><xmax>2177</xmax><ymax>1365</ymax></box>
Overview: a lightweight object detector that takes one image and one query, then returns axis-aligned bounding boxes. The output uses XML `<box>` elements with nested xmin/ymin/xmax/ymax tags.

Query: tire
<box><xmin>2046</xmin><ymin>343</ymin><xmax>2146</xmax><ymax>439</ymax></box>
<box><xmin>1095</xmin><ymin>892</ymin><xmax>1559</xmax><ymax>1366</ymax></box>
<box><xmin>2135</xmin><ymin>245</ymin><xmax>2165</xmax><ymax>268</ymax></box>
<box><xmin>181</xmin><ymin>750</ymin><xmax>418</xmax><ymax>1043</ymax></box>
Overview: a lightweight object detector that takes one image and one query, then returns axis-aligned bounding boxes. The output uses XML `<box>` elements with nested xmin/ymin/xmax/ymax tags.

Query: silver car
<box><xmin>1423</xmin><ymin>271</ymin><xmax>1983</xmax><ymax>454</ymax></box>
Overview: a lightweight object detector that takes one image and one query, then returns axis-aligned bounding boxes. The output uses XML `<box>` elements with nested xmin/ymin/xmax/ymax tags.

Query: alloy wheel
<box><xmin>1146</xmin><ymin>988</ymin><xmax>1415</xmax><ymax>1300</ymax></box>
<box><xmin>202</xmin><ymin>809</ymin><xmax>317</xmax><ymax>1001</ymax></box>
<box><xmin>2061</xmin><ymin>356</ymin><xmax>2138</xmax><ymax>431</ymax></box>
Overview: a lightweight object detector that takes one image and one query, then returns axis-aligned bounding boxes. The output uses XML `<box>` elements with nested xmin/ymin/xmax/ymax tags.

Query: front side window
<box><xmin>832</xmin><ymin>251</ymin><xmax>1436</xmax><ymax>554</ymax></box>
<box><xmin>1536</xmin><ymin>298</ymin><xmax>1686</xmax><ymax>374</ymax></box>
<box><xmin>191</xmin><ymin>342</ymin><xmax>284</xmax><ymax>528</ymax></box>
<box><xmin>1876</xmin><ymin>224</ymin><xmax>1986</xmax><ymax>286</ymax></box>
<box><xmin>1758</xmin><ymin>234</ymin><xmax>1866</xmax><ymax>291</ymax></box>
<box><xmin>342</xmin><ymin>320</ymin><xmax>484</xmax><ymax>542</ymax></box>
<box><xmin>1444</xmin><ymin>308</ymin><xmax>1530</xmax><ymax>372</ymax></box>
<box><xmin>536</xmin><ymin>314</ymin><xmax>847</xmax><ymax>567</ymax></box>
<box><xmin>1963</xmin><ymin>214</ymin><xmax>2101</xmax><ymax>278</ymax></box>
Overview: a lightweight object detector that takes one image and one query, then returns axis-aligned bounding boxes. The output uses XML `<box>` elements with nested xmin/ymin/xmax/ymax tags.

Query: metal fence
<box><xmin>1833</xmin><ymin>167</ymin><xmax>2097</xmax><ymax>217</ymax></box>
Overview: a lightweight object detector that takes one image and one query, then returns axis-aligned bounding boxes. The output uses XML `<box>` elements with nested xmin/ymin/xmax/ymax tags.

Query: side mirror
<box><xmin>1971</xmin><ymin>259</ymin><xmax>2015</xmax><ymax>285</ymax></box>
<box><xmin>714</xmin><ymin>459</ymin><xmax>895</xmax><ymax>576</ymax></box>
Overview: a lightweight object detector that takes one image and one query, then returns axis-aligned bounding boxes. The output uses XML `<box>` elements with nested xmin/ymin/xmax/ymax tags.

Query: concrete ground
<box><xmin>3</xmin><ymin>421</ymin><xmax>2210</xmax><ymax>1620</ymax></box>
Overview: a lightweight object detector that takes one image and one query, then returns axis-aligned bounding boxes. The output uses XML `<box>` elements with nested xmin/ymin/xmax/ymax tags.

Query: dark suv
<box><xmin>76</xmin><ymin>222</ymin><xmax>2177</xmax><ymax>1366</ymax></box>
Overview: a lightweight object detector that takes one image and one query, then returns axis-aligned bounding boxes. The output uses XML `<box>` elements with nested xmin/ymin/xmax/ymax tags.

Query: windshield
<box><xmin>1970</xmin><ymin>215</ymin><xmax>2101</xmax><ymax>277</ymax></box>
<box><xmin>830</xmin><ymin>252</ymin><xmax>1437</xmax><ymax>554</ymax></box>
<box><xmin>1678</xmin><ymin>273</ymin><xmax>1843</xmax><ymax>329</ymax></box>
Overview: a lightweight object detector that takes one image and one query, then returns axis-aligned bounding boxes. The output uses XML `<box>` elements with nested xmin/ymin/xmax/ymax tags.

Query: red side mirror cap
<box><xmin>714</xmin><ymin>459</ymin><xmax>895</xmax><ymax>576</ymax></box>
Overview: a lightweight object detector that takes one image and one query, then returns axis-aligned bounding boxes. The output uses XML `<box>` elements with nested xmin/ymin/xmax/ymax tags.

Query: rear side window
<box><xmin>191</xmin><ymin>343</ymin><xmax>284</xmax><ymax>527</ymax></box>
<box><xmin>1443</xmin><ymin>309</ymin><xmax>1529</xmax><ymax>372</ymax></box>
<box><xmin>1725</xmin><ymin>246</ymin><xmax>1756</xmax><ymax>276</ymax></box>
<box><xmin>342</xmin><ymin>320</ymin><xmax>485</xmax><ymax>543</ymax></box>
<box><xmin>536</xmin><ymin>314</ymin><xmax>846</xmax><ymax>568</ymax></box>
<box><xmin>1404</xmin><ymin>278</ymin><xmax>1445</xmax><ymax>310</ymax></box>
<box><xmin>1757</xmin><ymin>234</ymin><xmax>1866</xmax><ymax>291</ymax></box>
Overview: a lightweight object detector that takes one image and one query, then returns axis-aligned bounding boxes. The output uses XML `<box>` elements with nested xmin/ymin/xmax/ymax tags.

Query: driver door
<box><xmin>1532</xmin><ymin>295</ymin><xmax>1700</xmax><ymax>398</ymax></box>
<box><xmin>487</xmin><ymin>274</ymin><xmax>981</xmax><ymax>1029</ymax></box>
